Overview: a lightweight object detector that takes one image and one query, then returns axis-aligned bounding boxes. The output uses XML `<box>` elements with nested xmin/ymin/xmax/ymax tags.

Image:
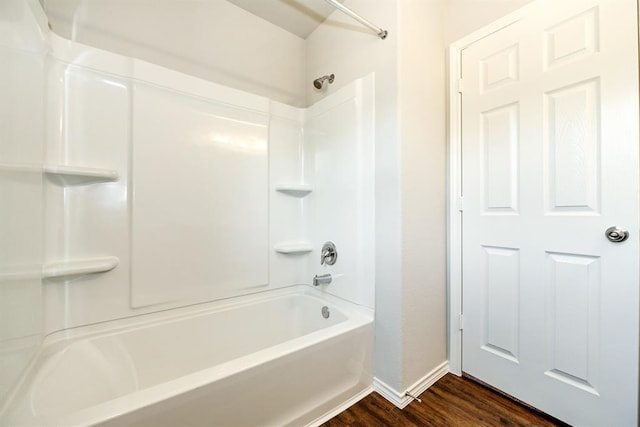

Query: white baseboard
<box><xmin>306</xmin><ymin>386</ymin><xmax>373</xmax><ymax>427</ymax></box>
<box><xmin>373</xmin><ymin>361</ymin><xmax>449</xmax><ymax>409</ymax></box>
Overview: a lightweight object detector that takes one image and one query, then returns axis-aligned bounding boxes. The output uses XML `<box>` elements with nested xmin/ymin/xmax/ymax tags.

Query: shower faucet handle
<box><xmin>320</xmin><ymin>241</ymin><xmax>337</xmax><ymax>265</ymax></box>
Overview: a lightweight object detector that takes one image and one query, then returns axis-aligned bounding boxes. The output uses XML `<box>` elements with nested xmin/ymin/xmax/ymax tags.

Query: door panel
<box><xmin>461</xmin><ymin>0</ymin><xmax>639</xmax><ymax>425</ymax></box>
<box><xmin>482</xmin><ymin>246</ymin><xmax>520</xmax><ymax>362</ymax></box>
<box><xmin>482</xmin><ymin>104</ymin><xmax>519</xmax><ymax>213</ymax></box>
<box><xmin>544</xmin><ymin>79</ymin><xmax>600</xmax><ymax>213</ymax></box>
<box><xmin>545</xmin><ymin>252</ymin><xmax>600</xmax><ymax>394</ymax></box>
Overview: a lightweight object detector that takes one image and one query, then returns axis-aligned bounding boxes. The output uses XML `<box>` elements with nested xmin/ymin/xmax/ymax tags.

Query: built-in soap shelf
<box><xmin>43</xmin><ymin>256</ymin><xmax>119</xmax><ymax>279</ymax></box>
<box><xmin>274</xmin><ymin>242</ymin><xmax>313</xmax><ymax>254</ymax></box>
<box><xmin>275</xmin><ymin>184</ymin><xmax>313</xmax><ymax>197</ymax></box>
<box><xmin>44</xmin><ymin>165</ymin><xmax>119</xmax><ymax>185</ymax></box>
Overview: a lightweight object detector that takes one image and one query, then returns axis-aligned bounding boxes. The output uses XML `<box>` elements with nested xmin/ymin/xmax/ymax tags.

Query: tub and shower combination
<box><xmin>0</xmin><ymin>0</ymin><xmax>376</xmax><ymax>425</ymax></box>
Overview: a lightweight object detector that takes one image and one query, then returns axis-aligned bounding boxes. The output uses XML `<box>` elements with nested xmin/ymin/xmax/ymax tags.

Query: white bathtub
<box><xmin>3</xmin><ymin>286</ymin><xmax>373</xmax><ymax>426</ymax></box>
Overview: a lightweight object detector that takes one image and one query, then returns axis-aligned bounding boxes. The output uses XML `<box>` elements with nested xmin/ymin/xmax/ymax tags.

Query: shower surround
<box><xmin>0</xmin><ymin>1</ymin><xmax>375</xmax><ymax>425</ymax></box>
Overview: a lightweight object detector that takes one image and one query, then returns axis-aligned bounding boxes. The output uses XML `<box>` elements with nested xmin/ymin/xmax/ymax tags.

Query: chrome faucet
<box><xmin>313</xmin><ymin>273</ymin><xmax>332</xmax><ymax>286</ymax></box>
<box><xmin>320</xmin><ymin>241</ymin><xmax>337</xmax><ymax>265</ymax></box>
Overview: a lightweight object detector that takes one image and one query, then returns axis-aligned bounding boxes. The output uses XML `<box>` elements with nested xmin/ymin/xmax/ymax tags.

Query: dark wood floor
<box><xmin>322</xmin><ymin>374</ymin><xmax>565</xmax><ymax>426</ymax></box>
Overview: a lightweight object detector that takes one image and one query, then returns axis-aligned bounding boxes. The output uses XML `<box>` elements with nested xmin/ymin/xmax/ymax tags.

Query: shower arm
<box><xmin>324</xmin><ymin>0</ymin><xmax>388</xmax><ymax>39</ymax></box>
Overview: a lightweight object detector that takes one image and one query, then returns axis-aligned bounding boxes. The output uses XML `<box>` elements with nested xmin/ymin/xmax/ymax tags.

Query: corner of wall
<box><xmin>374</xmin><ymin>361</ymin><xmax>449</xmax><ymax>409</ymax></box>
<box><xmin>397</xmin><ymin>0</ymin><xmax>448</xmax><ymax>390</ymax></box>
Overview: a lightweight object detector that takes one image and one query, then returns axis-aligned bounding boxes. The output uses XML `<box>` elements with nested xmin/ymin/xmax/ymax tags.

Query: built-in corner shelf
<box><xmin>44</xmin><ymin>165</ymin><xmax>119</xmax><ymax>186</ymax></box>
<box><xmin>274</xmin><ymin>242</ymin><xmax>313</xmax><ymax>254</ymax></box>
<box><xmin>43</xmin><ymin>256</ymin><xmax>119</xmax><ymax>279</ymax></box>
<box><xmin>275</xmin><ymin>184</ymin><xmax>313</xmax><ymax>197</ymax></box>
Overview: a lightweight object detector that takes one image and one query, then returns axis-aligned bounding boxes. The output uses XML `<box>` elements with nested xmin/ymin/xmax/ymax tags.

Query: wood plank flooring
<box><xmin>322</xmin><ymin>374</ymin><xmax>566</xmax><ymax>426</ymax></box>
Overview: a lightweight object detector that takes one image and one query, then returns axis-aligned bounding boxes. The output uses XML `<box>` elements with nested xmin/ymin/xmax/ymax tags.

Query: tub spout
<box><xmin>313</xmin><ymin>273</ymin><xmax>332</xmax><ymax>286</ymax></box>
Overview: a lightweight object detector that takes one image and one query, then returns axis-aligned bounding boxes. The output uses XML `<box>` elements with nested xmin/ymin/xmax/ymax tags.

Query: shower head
<box><xmin>313</xmin><ymin>74</ymin><xmax>335</xmax><ymax>90</ymax></box>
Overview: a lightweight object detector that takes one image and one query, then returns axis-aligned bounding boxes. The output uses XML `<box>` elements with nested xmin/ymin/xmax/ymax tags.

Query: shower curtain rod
<box><xmin>324</xmin><ymin>0</ymin><xmax>388</xmax><ymax>39</ymax></box>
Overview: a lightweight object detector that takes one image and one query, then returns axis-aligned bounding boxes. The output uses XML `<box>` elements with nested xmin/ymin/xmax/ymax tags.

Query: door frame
<box><xmin>446</xmin><ymin>0</ymin><xmax>640</xmax><ymax>375</ymax></box>
<box><xmin>448</xmin><ymin>4</ymin><xmax>532</xmax><ymax>376</ymax></box>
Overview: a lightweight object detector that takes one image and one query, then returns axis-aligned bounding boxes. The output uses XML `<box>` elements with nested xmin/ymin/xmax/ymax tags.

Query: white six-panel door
<box><xmin>461</xmin><ymin>0</ymin><xmax>639</xmax><ymax>425</ymax></box>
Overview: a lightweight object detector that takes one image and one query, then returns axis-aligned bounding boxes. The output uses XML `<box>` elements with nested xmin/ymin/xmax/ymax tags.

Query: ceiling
<box><xmin>226</xmin><ymin>0</ymin><xmax>342</xmax><ymax>39</ymax></box>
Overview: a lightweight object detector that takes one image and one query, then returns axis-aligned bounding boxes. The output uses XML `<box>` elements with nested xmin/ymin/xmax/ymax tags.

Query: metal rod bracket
<box><xmin>325</xmin><ymin>0</ymin><xmax>388</xmax><ymax>40</ymax></box>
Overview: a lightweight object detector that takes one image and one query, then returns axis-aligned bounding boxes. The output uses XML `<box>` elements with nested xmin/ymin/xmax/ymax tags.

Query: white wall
<box><xmin>0</xmin><ymin>0</ymin><xmax>46</xmax><ymax>407</ymax></box>
<box><xmin>398</xmin><ymin>0</ymin><xmax>447</xmax><ymax>390</ymax></box>
<box><xmin>445</xmin><ymin>0</ymin><xmax>535</xmax><ymax>43</ymax></box>
<box><xmin>43</xmin><ymin>0</ymin><xmax>307</xmax><ymax>107</ymax></box>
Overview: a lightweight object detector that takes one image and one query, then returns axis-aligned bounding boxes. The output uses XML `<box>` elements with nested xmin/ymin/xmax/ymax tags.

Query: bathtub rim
<box><xmin>4</xmin><ymin>284</ymin><xmax>373</xmax><ymax>426</ymax></box>
<box><xmin>42</xmin><ymin>284</ymin><xmax>371</xmax><ymax>345</ymax></box>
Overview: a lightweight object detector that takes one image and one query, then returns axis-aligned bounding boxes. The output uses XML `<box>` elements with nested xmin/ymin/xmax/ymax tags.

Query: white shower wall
<box><xmin>42</xmin><ymin>28</ymin><xmax>375</xmax><ymax>333</ymax></box>
<box><xmin>305</xmin><ymin>77</ymin><xmax>375</xmax><ymax>308</ymax></box>
<box><xmin>0</xmin><ymin>0</ymin><xmax>46</xmax><ymax>407</ymax></box>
